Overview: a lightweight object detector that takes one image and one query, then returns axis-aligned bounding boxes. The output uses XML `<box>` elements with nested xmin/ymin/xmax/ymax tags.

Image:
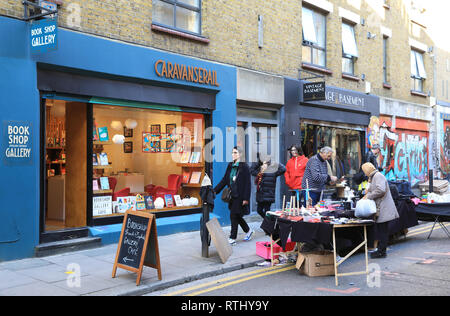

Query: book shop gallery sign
<box><xmin>3</xmin><ymin>121</ymin><xmax>32</xmax><ymax>165</ymax></box>
<box><xmin>154</xmin><ymin>59</ymin><xmax>219</xmax><ymax>87</ymax></box>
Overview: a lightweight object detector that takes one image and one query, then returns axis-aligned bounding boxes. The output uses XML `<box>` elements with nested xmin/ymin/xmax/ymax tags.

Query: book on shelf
<box><xmin>182</xmin><ymin>170</ymin><xmax>191</xmax><ymax>184</ymax></box>
<box><xmin>93</xmin><ymin>179</ymin><xmax>99</xmax><ymax>191</ymax></box>
<box><xmin>98</xmin><ymin>127</ymin><xmax>109</xmax><ymax>141</ymax></box>
<box><xmin>144</xmin><ymin>196</ymin><xmax>155</xmax><ymax>210</ymax></box>
<box><xmin>190</xmin><ymin>171</ymin><xmax>202</xmax><ymax>184</ymax></box>
<box><xmin>98</xmin><ymin>152</ymin><xmax>109</xmax><ymax>166</ymax></box>
<box><xmin>164</xmin><ymin>194</ymin><xmax>174</xmax><ymax>208</ymax></box>
<box><xmin>174</xmin><ymin>195</ymin><xmax>183</xmax><ymax>207</ymax></box>
<box><xmin>93</xmin><ymin>153</ymin><xmax>98</xmax><ymax>166</ymax></box>
<box><xmin>136</xmin><ymin>194</ymin><xmax>146</xmax><ymax>211</ymax></box>
<box><xmin>99</xmin><ymin>177</ymin><xmax>110</xmax><ymax>190</ymax></box>
<box><xmin>180</xmin><ymin>152</ymin><xmax>191</xmax><ymax>164</ymax></box>
<box><xmin>128</xmin><ymin>196</ymin><xmax>137</xmax><ymax>211</ymax></box>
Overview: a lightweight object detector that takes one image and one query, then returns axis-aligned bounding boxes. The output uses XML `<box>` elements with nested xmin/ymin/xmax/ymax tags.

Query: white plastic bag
<box><xmin>355</xmin><ymin>199</ymin><xmax>377</xmax><ymax>218</ymax></box>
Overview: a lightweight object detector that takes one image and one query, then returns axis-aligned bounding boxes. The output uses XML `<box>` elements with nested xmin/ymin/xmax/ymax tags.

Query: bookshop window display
<box><xmin>92</xmin><ymin>104</ymin><xmax>205</xmax><ymax>219</ymax></box>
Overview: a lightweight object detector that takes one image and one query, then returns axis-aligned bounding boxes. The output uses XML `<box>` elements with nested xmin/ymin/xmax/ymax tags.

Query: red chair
<box><xmin>112</xmin><ymin>187</ymin><xmax>130</xmax><ymax>201</ymax></box>
<box><xmin>145</xmin><ymin>184</ymin><xmax>157</xmax><ymax>196</ymax></box>
<box><xmin>108</xmin><ymin>177</ymin><xmax>117</xmax><ymax>194</ymax></box>
<box><xmin>154</xmin><ymin>174</ymin><xmax>182</xmax><ymax>200</ymax></box>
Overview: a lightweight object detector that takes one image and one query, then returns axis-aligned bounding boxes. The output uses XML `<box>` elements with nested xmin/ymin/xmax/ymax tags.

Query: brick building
<box><xmin>0</xmin><ymin>0</ymin><xmax>447</xmax><ymax>260</ymax></box>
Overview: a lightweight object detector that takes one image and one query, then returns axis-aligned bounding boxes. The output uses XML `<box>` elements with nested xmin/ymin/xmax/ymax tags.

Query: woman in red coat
<box><xmin>284</xmin><ymin>145</ymin><xmax>308</xmax><ymax>199</ymax></box>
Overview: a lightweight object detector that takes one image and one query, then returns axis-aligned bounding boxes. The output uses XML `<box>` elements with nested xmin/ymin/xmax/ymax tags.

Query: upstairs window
<box><xmin>302</xmin><ymin>7</ymin><xmax>326</xmax><ymax>68</ymax></box>
<box><xmin>342</xmin><ymin>23</ymin><xmax>358</xmax><ymax>75</ymax></box>
<box><xmin>410</xmin><ymin>49</ymin><xmax>426</xmax><ymax>92</ymax></box>
<box><xmin>152</xmin><ymin>0</ymin><xmax>201</xmax><ymax>35</ymax></box>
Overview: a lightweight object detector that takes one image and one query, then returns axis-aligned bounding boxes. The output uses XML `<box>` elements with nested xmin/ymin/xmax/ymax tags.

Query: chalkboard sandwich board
<box><xmin>112</xmin><ymin>210</ymin><xmax>162</xmax><ymax>286</ymax></box>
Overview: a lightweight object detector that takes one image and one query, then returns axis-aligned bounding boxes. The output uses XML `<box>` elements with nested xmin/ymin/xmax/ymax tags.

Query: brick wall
<box><xmin>0</xmin><ymin>0</ymin><xmax>437</xmax><ymax>105</ymax></box>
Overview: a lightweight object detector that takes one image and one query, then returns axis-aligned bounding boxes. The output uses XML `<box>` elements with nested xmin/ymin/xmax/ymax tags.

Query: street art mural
<box><xmin>367</xmin><ymin>116</ymin><xmax>429</xmax><ymax>187</ymax></box>
<box><xmin>440</xmin><ymin>119</ymin><xmax>450</xmax><ymax>178</ymax></box>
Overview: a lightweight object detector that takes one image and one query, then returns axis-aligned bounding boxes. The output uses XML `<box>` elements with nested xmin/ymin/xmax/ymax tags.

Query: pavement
<box><xmin>0</xmin><ymin>216</ymin><xmax>270</xmax><ymax>296</ymax></box>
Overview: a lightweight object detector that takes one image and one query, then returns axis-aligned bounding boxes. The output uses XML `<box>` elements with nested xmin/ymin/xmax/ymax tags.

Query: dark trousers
<box><xmin>230</xmin><ymin>213</ymin><xmax>250</xmax><ymax>239</ymax></box>
<box><xmin>368</xmin><ymin>221</ymin><xmax>389</xmax><ymax>252</ymax></box>
<box><xmin>256</xmin><ymin>202</ymin><xmax>272</xmax><ymax>219</ymax></box>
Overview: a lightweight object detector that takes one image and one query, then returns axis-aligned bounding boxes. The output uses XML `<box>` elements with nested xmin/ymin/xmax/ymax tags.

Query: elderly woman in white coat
<box><xmin>362</xmin><ymin>162</ymin><xmax>399</xmax><ymax>259</ymax></box>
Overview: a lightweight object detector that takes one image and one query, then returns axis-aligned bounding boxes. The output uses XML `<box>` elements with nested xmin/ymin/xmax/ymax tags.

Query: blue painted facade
<box><xmin>0</xmin><ymin>16</ymin><xmax>236</xmax><ymax>261</ymax></box>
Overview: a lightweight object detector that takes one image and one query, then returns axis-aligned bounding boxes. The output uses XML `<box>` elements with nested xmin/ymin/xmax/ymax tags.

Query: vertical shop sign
<box><xmin>3</xmin><ymin>121</ymin><xmax>33</xmax><ymax>165</ymax></box>
<box><xmin>30</xmin><ymin>18</ymin><xmax>58</xmax><ymax>54</ymax></box>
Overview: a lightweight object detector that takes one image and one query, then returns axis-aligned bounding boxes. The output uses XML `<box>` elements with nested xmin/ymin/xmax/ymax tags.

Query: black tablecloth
<box><xmin>260</xmin><ymin>216</ymin><xmax>368</xmax><ymax>257</ymax></box>
<box><xmin>389</xmin><ymin>199</ymin><xmax>419</xmax><ymax>234</ymax></box>
<box><xmin>415</xmin><ymin>202</ymin><xmax>450</xmax><ymax>222</ymax></box>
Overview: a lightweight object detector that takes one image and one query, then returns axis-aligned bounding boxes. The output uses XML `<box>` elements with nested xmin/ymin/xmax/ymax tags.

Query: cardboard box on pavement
<box><xmin>296</xmin><ymin>251</ymin><xmax>335</xmax><ymax>277</ymax></box>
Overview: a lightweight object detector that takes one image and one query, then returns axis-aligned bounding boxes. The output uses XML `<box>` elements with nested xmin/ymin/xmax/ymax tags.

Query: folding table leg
<box><xmin>438</xmin><ymin>222</ymin><xmax>450</xmax><ymax>238</ymax></box>
<box><xmin>427</xmin><ymin>217</ymin><xmax>439</xmax><ymax>239</ymax></box>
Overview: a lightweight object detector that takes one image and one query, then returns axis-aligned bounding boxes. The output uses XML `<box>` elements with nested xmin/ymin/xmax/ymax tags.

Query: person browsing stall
<box><xmin>214</xmin><ymin>147</ymin><xmax>253</xmax><ymax>246</ymax></box>
<box><xmin>284</xmin><ymin>145</ymin><xmax>308</xmax><ymax>198</ymax></box>
<box><xmin>361</xmin><ymin>162</ymin><xmax>399</xmax><ymax>259</ymax></box>
<box><xmin>250</xmin><ymin>154</ymin><xmax>286</xmax><ymax>219</ymax></box>
<box><xmin>301</xmin><ymin>147</ymin><xmax>339</xmax><ymax>207</ymax></box>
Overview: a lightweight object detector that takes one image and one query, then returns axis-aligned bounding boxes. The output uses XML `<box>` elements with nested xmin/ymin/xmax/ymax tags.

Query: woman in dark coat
<box><xmin>250</xmin><ymin>154</ymin><xmax>286</xmax><ymax>219</ymax></box>
<box><xmin>214</xmin><ymin>147</ymin><xmax>253</xmax><ymax>245</ymax></box>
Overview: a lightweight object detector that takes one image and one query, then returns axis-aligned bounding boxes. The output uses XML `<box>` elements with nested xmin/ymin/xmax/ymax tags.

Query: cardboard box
<box><xmin>296</xmin><ymin>251</ymin><xmax>335</xmax><ymax>277</ymax></box>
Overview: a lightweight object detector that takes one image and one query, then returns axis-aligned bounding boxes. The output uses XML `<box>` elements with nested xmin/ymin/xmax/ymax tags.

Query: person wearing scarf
<box><xmin>362</xmin><ymin>162</ymin><xmax>399</xmax><ymax>259</ymax></box>
<box><xmin>214</xmin><ymin>147</ymin><xmax>253</xmax><ymax>245</ymax></box>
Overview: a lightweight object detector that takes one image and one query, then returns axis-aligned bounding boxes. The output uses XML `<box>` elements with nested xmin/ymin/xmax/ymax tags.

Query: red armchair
<box><xmin>108</xmin><ymin>177</ymin><xmax>117</xmax><ymax>194</ymax></box>
<box><xmin>112</xmin><ymin>187</ymin><xmax>131</xmax><ymax>201</ymax></box>
<box><xmin>154</xmin><ymin>174</ymin><xmax>182</xmax><ymax>200</ymax></box>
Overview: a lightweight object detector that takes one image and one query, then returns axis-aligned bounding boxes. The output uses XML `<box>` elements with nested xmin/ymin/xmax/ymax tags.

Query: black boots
<box><xmin>370</xmin><ymin>249</ymin><xmax>387</xmax><ymax>259</ymax></box>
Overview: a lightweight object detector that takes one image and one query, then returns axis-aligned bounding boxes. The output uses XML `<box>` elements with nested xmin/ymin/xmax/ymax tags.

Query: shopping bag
<box><xmin>355</xmin><ymin>199</ymin><xmax>376</xmax><ymax>218</ymax></box>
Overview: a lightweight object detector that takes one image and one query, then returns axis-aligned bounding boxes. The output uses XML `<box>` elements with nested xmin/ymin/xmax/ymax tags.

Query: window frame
<box><xmin>152</xmin><ymin>0</ymin><xmax>202</xmax><ymax>36</ymax></box>
<box><xmin>410</xmin><ymin>49</ymin><xmax>426</xmax><ymax>93</ymax></box>
<box><xmin>341</xmin><ymin>22</ymin><xmax>358</xmax><ymax>76</ymax></box>
<box><xmin>301</xmin><ymin>7</ymin><xmax>327</xmax><ymax>68</ymax></box>
<box><xmin>383</xmin><ymin>36</ymin><xmax>389</xmax><ymax>84</ymax></box>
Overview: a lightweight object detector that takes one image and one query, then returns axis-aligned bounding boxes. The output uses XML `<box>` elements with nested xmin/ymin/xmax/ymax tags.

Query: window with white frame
<box><xmin>342</xmin><ymin>23</ymin><xmax>358</xmax><ymax>75</ymax></box>
<box><xmin>302</xmin><ymin>7</ymin><xmax>327</xmax><ymax>67</ymax></box>
<box><xmin>410</xmin><ymin>49</ymin><xmax>426</xmax><ymax>92</ymax></box>
<box><xmin>383</xmin><ymin>36</ymin><xmax>388</xmax><ymax>83</ymax></box>
<box><xmin>152</xmin><ymin>0</ymin><xmax>201</xmax><ymax>35</ymax></box>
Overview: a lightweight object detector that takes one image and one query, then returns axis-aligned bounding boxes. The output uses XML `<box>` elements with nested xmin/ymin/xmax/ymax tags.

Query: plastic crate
<box><xmin>256</xmin><ymin>239</ymin><xmax>296</xmax><ymax>260</ymax></box>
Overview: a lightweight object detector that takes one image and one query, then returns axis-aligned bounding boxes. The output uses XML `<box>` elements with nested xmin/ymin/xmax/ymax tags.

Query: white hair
<box><xmin>320</xmin><ymin>146</ymin><xmax>333</xmax><ymax>154</ymax></box>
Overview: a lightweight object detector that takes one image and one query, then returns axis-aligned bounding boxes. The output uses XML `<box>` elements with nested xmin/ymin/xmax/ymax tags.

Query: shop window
<box><xmin>410</xmin><ymin>49</ymin><xmax>426</xmax><ymax>92</ymax></box>
<box><xmin>342</xmin><ymin>23</ymin><xmax>358</xmax><ymax>75</ymax></box>
<box><xmin>302</xmin><ymin>7</ymin><xmax>327</xmax><ymax>68</ymax></box>
<box><xmin>152</xmin><ymin>0</ymin><xmax>201</xmax><ymax>35</ymax></box>
<box><xmin>92</xmin><ymin>105</ymin><xmax>205</xmax><ymax>218</ymax></box>
<box><xmin>301</xmin><ymin>122</ymin><xmax>363</xmax><ymax>190</ymax></box>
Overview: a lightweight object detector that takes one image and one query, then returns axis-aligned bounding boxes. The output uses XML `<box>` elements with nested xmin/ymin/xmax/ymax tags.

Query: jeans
<box><xmin>301</xmin><ymin>190</ymin><xmax>322</xmax><ymax>207</ymax></box>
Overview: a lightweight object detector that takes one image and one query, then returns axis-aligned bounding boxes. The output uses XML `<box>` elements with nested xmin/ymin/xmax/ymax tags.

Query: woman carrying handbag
<box><xmin>214</xmin><ymin>147</ymin><xmax>253</xmax><ymax>246</ymax></box>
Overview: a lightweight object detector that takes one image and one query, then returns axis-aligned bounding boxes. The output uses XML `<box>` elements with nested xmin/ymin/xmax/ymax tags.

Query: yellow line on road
<box><xmin>186</xmin><ymin>265</ymin><xmax>296</xmax><ymax>296</ymax></box>
<box><xmin>163</xmin><ymin>263</ymin><xmax>293</xmax><ymax>296</ymax></box>
<box><xmin>407</xmin><ymin>223</ymin><xmax>450</xmax><ymax>237</ymax></box>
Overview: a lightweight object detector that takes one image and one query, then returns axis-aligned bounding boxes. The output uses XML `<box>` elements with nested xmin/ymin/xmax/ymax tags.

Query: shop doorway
<box><xmin>237</xmin><ymin>106</ymin><xmax>280</xmax><ymax>214</ymax></box>
<box><xmin>42</xmin><ymin>99</ymin><xmax>88</xmax><ymax>234</ymax></box>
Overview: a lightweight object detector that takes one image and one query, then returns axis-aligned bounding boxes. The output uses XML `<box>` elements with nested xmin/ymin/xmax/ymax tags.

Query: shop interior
<box><xmin>45</xmin><ymin>99</ymin><xmax>205</xmax><ymax>232</ymax></box>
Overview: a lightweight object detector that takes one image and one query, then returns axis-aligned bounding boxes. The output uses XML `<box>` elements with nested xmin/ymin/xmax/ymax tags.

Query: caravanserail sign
<box><xmin>154</xmin><ymin>60</ymin><xmax>219</xmax><ymax>87</ymax></box>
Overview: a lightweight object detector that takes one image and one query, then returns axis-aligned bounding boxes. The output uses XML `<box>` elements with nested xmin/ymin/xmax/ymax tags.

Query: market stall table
<box><xmin>415</xmin><ymin>202</ymin><xmax>450</xmax><ymax>239</ymax></box>
<box><xmin>261</xmin><ymin>212</ymin><xmax>373</xmax><ymax>286</ymax></box>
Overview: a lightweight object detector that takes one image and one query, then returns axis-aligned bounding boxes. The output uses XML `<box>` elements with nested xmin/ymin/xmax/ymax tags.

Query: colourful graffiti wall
<box><xmin>440</xmin><ymin>118</ymin><xmax>450</xmax><ymax>177</ymax></box>
<box><xmin>368</xmin><ymin>116</ymin><xmax>429</xmax><ymax>187</ymax></box>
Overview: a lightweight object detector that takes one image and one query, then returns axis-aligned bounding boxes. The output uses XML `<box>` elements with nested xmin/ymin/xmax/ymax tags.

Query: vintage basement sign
<box><xmin>3</xmin><ymin>121</ymin><xmax>32</xmax><ymax>165</ymax></box>
<box><xmin>30</xmin><ymin>18</ymin><xmax>58</xmax><ymax>54</ymax></box>
<box><xmin>303</xmin><ymin>81</ymin><xmax>326</xmax><ymax>101</ymax></box>
<box><xmin>154</xmin><ymin>59</ymin><xmax>220</xmax><ymax>87</ymax></box>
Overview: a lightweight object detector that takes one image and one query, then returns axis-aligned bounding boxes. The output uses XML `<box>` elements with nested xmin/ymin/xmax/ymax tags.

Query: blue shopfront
<box><xmin>0</xmin><ymin>16</ymin><xmax>236</xmax><ymax>261</ymax></box>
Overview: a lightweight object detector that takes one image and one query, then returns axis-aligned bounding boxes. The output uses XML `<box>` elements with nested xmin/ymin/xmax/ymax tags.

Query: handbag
<box><xmin>355</xmin><ymin>199</ymin><xmax>377</xmax><ymax>218</ymax></box>
<box><xmin>221</xmin><ymin>186</ymin><xmax>232</xmax><ymax>203</ymax></box>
